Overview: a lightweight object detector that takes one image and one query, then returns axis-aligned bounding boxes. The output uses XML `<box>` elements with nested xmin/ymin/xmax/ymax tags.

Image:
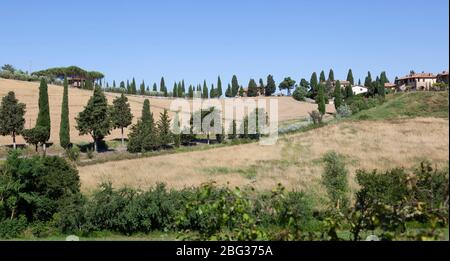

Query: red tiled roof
<box><xmin>398</xmin><ymin>73</ymin><xmax>436</xmax><ymax>80</ymax></box>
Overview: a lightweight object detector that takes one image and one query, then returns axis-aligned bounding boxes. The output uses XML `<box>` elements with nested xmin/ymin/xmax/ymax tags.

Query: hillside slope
<box><xmin>0</xmin><ymin>78</ymin><xmax>335</xmax><ymax>146</ymax></box>
<box><xmin>354</xmin><ymin>91</ymin><xmax>449</xmax><ymax>120</ymax></box>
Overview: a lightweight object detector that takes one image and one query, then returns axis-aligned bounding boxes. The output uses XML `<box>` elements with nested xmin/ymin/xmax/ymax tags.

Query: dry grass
<box><xmin>78</xmin><ymin>117</ymin><xmax>449</xmax><ymax>194</ymax></box>
<box><xmin>0</xmin><ymin>78</ymin><xmax>335</xmax><ymax>147</ymax></box>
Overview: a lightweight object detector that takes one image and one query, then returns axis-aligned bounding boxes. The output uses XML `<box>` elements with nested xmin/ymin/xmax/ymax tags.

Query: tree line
<box><xmin>1</xmin><ymin>77</ymin><xmax>263</xmax><ymax>155</ymax></box>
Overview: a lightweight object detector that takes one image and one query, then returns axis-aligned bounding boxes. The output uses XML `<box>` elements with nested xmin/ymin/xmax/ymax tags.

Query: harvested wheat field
<box><xmin>78</xmin><ymin>117</ymin><xmax>449</xmax><ymax>194</ymax></box>
<box><xmin>0</xmin><ymin>78</ymin><xmax>335</xmax><ymax>146</ymax></box>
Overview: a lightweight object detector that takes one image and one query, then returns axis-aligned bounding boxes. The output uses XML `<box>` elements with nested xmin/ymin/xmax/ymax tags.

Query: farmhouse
<box><xmin>321</xmin><ymin>80</ymin><xmax>351</xmax><ymax>88</ymax></box>
<box><xmin>352</xmin><ymin>85</ymin><xmax>368</xmax><ymax>95</ymax></box>
<box><xmin>395</xmin><ymin>72</ymin><xmax>437</xmax><ymax>91</ymax></box>
<box><xmin>437</xmin><ymin>71</ymin><xmax>449</xmax><ymax>84</ymax></box>
<box><xmin>384</xmin><ymin>82</ymin><xmax>396</xmax><ymax>90</ymax></box>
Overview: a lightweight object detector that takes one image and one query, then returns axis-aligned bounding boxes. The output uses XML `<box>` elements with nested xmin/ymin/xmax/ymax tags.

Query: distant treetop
<box><xmin>31</xmin><ymin>66</ymin><xmax>104</xmax><ymax>80</ymax></box>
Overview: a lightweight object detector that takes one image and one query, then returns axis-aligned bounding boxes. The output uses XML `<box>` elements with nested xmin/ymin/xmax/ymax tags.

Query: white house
<box><xmin>352</xmin><ymin>86</ymin><xmax>368</xmax><ymax>95</ymax></box>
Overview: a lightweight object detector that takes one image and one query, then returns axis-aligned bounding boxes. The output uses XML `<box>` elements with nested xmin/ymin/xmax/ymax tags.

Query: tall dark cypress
<box><xmin>131</xmin><ymin>78</ymin><xmax>137</xmax><ymax>94</ymax></box>
<box><xmin>202</xmin><ymin>80</ymin><xmax>209</xmax><ymax>99</ymax></box>
<box><xmin>310</xmin><ymin>72</ymin><xmax>318</xmax><ymax>97</ymax></box>
<box><xmin>334</xmin><ymin>80</ymin><xmax>342</xmax><ymax>109</ymax></box>
<box><xmin>217</xmin><ymin>76</ymin><xmax>223</xmax><ymax>97</ymax></box>
<box><xmin>36</xmin><ymin>78</ymin><xmax>51</xmax><ymax>153</ymax></box>
<box><xmin>231</xmin><ymin>75</ymin><xmax>239</xmax><ymax>97</ymax></box>
<box><xmin>346</xmin><ymin>69</ymin><xmax>354</xmax><ymax>85</ymax></box>
<box><xmin>317</xmin><ymin>84</ymin><xmax>326</xmax><ymax>115</ymax></box>
<box><xmin>173</xmin><ymin>82</ymin><xmax>178</xmax><ymax>97</ymax></box>
<box><xmin>59</xmin><ymin>76</ymin><xmax>71</xmax><ymax>149</ymax></box>
<box><xmin>319</xmin><ymin>70</ymin><xmax>326</xmax><ymax>83</ymax></box>
<box><xmin>328</xmin><ymin>69</ymin><xmax>335</xmax><ymax>82</ymax></box>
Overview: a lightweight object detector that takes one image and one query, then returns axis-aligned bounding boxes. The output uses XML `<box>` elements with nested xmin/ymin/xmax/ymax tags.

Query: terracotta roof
<box><xmin>384</xmin><ymin>83</ymin><xmax>396</xmax><ymax>88</ymax></box>
<box><xmin>398</xmin><ymin>73</ymin><xmax>436</xmax><ymax>80</ymax></box>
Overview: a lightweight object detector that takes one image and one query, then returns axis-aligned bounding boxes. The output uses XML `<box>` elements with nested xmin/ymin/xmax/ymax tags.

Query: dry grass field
<box><xmin>78</xmin><ymin>117</ymin><xmax>449</xmax><ymax>194</ymax></box>
<box><xmin>0</xmin><ymin>78</ymin><xmax>335</xmax><ymax>146</ymax></box>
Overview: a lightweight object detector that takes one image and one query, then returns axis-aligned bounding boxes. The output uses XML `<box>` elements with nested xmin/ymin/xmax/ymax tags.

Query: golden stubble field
<box><xmin>78</xmin><ymin>117</ymin><xmax>449</xmax><ymax>194</ymax></box>
<box><xmin>0</xmin><ymin>78</ymin><xmax>335</xmax><ymax>146</ymax></box>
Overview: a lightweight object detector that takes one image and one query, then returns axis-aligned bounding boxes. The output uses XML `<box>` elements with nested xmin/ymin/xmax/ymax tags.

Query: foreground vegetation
<box><xmin>0</xmin><ymin>149</ymin><xmax>447</xmax><ymax>241</ymax></box>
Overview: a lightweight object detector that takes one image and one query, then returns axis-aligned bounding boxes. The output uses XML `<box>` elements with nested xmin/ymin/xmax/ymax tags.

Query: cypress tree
<box><xmin>228</xmin><ymin>120</ymin><xmax>237</xmax><ymax>139</ymax></box>
<box><xmin>59</xmin><ymin>76</ymin><xmax>71</xmax><ymax>149</ymax></box>
<box><xmin>310</xmin><ymin>72</ymin><xmax>318</xmax><ymax>97</ymax></box>
<box><xmin>217</xmin><ymin>76</ymin><xmax>223</xmax><ymax>97</ymax></box>
<box><xmin>111</xmin><ymin>94</ymin><xmax>133</xmax><ymax>147</ymax></box>
<box><xmin>317</xmin><ymin>84</ymin><xmax>326</xmax><ymax>115</ymax></box>
<box><xmin>181</xmin><ymin>80</ymin><xmax>186</xmax><ymax>94</ymax></box>
<box><xmin>202</xmin><ymin>80</ymin><xmax>209</xmax><ymax>99</ymax></box>
<box><xmin>231</xmin><ymin>75</ymin><xmax>239</xmax><ymax>97</ymax></box>
<box><xmin>177</xmin><ymin>81</ymin><xmax>183</xmax><ymax>97</ymax></box>
<box><xmin>153</xmin><ymin>83</ymin><xmax>157</xmax><ymax>92</ymax></box>
<box><xmin>345</xmin><ymin>84</ymin><xmax>353</xmax><ymax>99</ymax></box>
<box><xmin>173</xmin><ymin>82</ymin><xmax>178</xmax><ymax>97</ymax></box>
<box><xmin>334</xmin><ymin>80</ymin><xmax>342</xmax><ymax>109</ymax></box>
<box><xmin>76</xmin><ymin>86</ymin><xmax>112</xmax><ymax>152</ymax></box>
<box><xmin>225</xmin><ymin>84</ymin><xmax>232</xmax><ymax>97</ymax></box>
<box><xmin>113</xmin><ymin>80</ymin><xmax>116</xmax><ymax>88</ymax></box>
<box><xmin>157</xmin><ymin>109</ymin><xmax>172</xmax><ymax>147</ymax></box>
<box><xmin>188</xmin><ymin>85</ymin><xmax>194</xmax><ymax>98</ymax></box>
<box><xmin>36</xmin><ymin>78</ymin><xmax>51</xmax><ymax>154</ymax></box>
<box><xmin>127</xmin><ymin>99</ymin><xmax>157</xmax><ymax>152</ymax></box>
<box><xmin>328</xmin><ymin>69</ymin><xmax>335</xmax><ymax>82</ymax></box>
<box><xmin>265</xmin><ymin>74</ymin><xmax>276</xmax><ymax>96</ymax></box>
<box><xmin>160</xmin><ymin>77</ymin><xmax>166</xmax><ymax>93</ymax></box>
<box><xmin>210</xmin><ymin>84</ymin><xmax>215</xmax><ymax>98</ymax></box>
<box><xmin>0</xmin><ymin>91</ymin><xmax>26</xmax><ymax>149</ymax></box>
<box><xmin>126</xmin><ymin>80</ymin><xmax>131</xmax><ymax>94</ymax></box>
<box><xmin>131</xmin><ymin>78</ymin><xmax>137</xmax><ymax>94</ymax></box>
<box><xmin>247</xmin><ymin>79</ymin><xmax>258</xmax><ymax>97</ymax></box>
<box><xmin>140</xmin><ymin>80</ymin><xmax>146</xmax><ymax>95</ymax></box>
<box><xmin>258</xmin><ymin>78</ymin><xmax>265</xmax><ymax>96</ymax></box>
<box><xmin>239</xmin><ymin>86</ymin><xmax>244</xmax><ymax>97</ymax></box>
<box><xmin>346</xmin><ymin>69</ymin><xmax>354</xmax><ymax>85</ymax></box>
<box><xmin>380</xmin><ymin>71</ymin><xmax>389</xmax><ymax>85</ymax></box>
<box><xmin>364</xmin><ymin>71</ymin><xmax>372</xmax><ymax>87</ymax></box>
<box><xmin>319</xmin><ymin>70</ymin><xmax>326</xmax><ymax>83</ymax></box>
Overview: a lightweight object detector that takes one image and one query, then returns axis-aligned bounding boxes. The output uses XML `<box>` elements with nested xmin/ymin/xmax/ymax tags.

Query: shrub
<box><xmin>86</xmin><ymin>148</ymin><xmax>94</xmax><ymax>159</ymax></box>
<box><xmin>65</xmin><ymin>146</ymin><xmax>80</xmax><ymax>162</ymax></box>
<box><xmin>308</xmin><ymin>110</ymin><xmax>323</xmax><ymax>124</ymax></box>
<box><xmin>321</xmin><ymin>151</ymin><xmax>349</xmax><ymax>210</ymax></box>
<box><xmin>0</xmin><ymin>151</ymin><xmax>80</xmax><ymax>222</ymax></box>
<box><xmin>177</xmin><ymin>183</ymin><xmax>267</xmax><ymax>240</ymax></box>
<box><xmin>69</xmin><ymin>183</ymin><xmax>184</xmax><ymax>235</ymax></box>
<box><xmin>0</xmin><ymin>215</ymin><xmax>27</xmax><ymax>239</ymax></box>
<box><xmin>336</xmin><ymin>104</ymin><xmax>352</xmax><ymax>119</ymax></box>
<box><xmin>292</xmin><ymin>86</ymin><xmax>307</xmax><ymax>101</ymax></box>
<box><xmin>255</xmin><ymin>184</ymin><xmax>314</xmax><ymax>240</ymax></box>
<box><xmin>349</xmin><ymin>162</ymin><xmax>449</xmax><ymax>240</ymax></box>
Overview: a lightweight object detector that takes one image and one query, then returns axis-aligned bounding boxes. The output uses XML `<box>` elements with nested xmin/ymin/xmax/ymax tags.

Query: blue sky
<box><xmin>1</xmin><ymin>0</ymin><xmax>448</xmax><ymax>89</ymax></box>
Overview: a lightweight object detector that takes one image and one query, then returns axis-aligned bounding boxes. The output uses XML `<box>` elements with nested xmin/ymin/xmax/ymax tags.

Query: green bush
<box><xmin>336</xmin><ymin>104</ymin><xmax>352</xmax><ymax>119</ymax></box>
<box><xmin>0</xmin><ymin>151</ymin><xmax>80</xmax><ymax>222</ymax></box>
<box><xmin>321</xmin><ymin>151</ymin><xmax>349</xmax><ymax>210</ymax></box>
<box><xmin>349</xmin><ymin>162</ymin><xmax>449</xmax><ymax>240</ymax></box>
<box><xmin>65</xmin><ymin>146</ymin><xmax>81</xmax><ymax>162</ymax></box>
<box><xmin>0</xmin><ymin>215</ymin><xmax>27</xmax><ymax>239</ymax></box>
